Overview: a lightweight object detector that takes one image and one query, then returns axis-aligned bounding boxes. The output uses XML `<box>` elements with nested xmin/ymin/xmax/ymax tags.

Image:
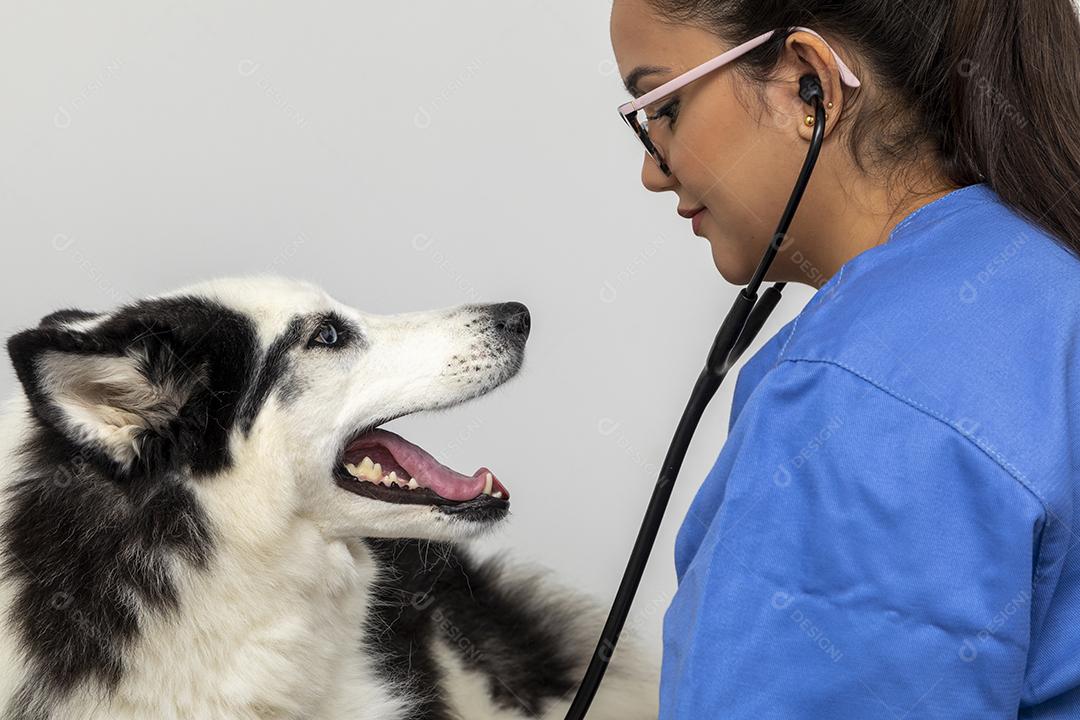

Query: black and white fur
<box><xmin>0</xmin><ymin>277</ymin><xmax>658</xmax><ymax>719</ymax></box>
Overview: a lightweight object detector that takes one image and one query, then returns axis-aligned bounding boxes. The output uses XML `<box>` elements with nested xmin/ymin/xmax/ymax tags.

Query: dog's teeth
<box><xmin>345</xmin><ymin>463</ymin><xmax>361</xmax><ymax>478</ymax></box>
<box><xmin>356</xmin><ymin>457</ymin><xmax>382</xmax><ymax>482</ymax></box>
<box><xmin>493</xmin><ymin>491</ymin><xmax>504</xmax><ymax>499</ymax></box>
<box><xmin>407</xmin><ymin>478</ymin><xmax>419</xmax><ymax>490</ymax></box>
<box><xmin>382</xmin><ymin>476</ymin><xmax>393</xmax><ymax>487</ymax></box>
<box><xmin>482</xmin><ymin>472</ymin><xmax>494</xmax><ymax>496</ymax></box>
<box><xmin>372</xmin><ymin>462</ymin><xmax>382</xmax><ymax>477</ymax></box>
<box><xmin>388</xmin><ymin>471</ymin><xmax>399</xmax><ymax>484</ymax></box>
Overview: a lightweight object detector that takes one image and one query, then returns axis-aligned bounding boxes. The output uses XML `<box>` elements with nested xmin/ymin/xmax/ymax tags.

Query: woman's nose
<box><xmin>641</xmin><ymin>152</ymin><xmax>676</xmax><ymax>193</ymax></box>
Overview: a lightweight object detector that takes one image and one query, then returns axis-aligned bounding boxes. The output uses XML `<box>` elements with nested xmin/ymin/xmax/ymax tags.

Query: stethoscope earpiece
<box><xmin>799</xmin><ymin>75</ymin><xmax>835</xmax><ymax>127</ymax></box>
<box><xmin>799</xmin><ymin>74</ymin><xmax>825</xmax><ymax>105</ymax></box>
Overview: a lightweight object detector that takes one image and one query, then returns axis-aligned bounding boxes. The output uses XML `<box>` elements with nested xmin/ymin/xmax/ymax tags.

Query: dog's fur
<box><xmin>0</xmin><ymin>277</ymin><xmax>658</xmax><ymax>719</ymax></box>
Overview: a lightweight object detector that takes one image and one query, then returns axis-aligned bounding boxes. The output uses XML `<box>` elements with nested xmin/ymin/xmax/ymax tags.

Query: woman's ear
<box><xmin>783</xmin><ymin>31</ymin><xmax>846</xmax><ymax>141</ymax></box>
<box><xmin>6</xmin><ymin>315</ymin><xmax>207</xmax><ymax>469</ymax></box>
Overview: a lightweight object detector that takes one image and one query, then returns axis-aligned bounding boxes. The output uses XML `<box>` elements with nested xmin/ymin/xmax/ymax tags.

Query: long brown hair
<box><xmin>648</xmin><ymin>0</ymin><xmax>1080</xmax><ymax>259</ymax></box>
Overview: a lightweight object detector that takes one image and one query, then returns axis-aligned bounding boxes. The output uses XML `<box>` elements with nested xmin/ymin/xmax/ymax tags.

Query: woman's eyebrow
<box><xmin>623</xmin><ymin>65</ymin><xmax>671</xmax><ymax>97</ymax></box>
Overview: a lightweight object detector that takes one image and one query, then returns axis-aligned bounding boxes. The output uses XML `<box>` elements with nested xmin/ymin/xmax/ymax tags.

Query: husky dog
<box><xmin>0</xmin><ymin>277</ymin><xmax>658</xmax><ymax>719</ymax></box>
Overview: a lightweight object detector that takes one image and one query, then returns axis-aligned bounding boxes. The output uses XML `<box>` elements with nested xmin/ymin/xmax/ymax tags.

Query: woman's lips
<box><xmin>678</xmin><ymin>206</ymin><xmax>707</xmax><ymax>235</ymax></box>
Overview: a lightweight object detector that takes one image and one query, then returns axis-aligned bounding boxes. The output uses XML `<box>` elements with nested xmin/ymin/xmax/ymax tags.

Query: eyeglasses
<box><xmin>618</xmin><ymin>26</ymin><xmax>862</xmax><ymax>176</ymax></box>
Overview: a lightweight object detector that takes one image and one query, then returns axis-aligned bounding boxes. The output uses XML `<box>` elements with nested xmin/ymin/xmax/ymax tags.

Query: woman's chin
<box><xmin>710</xmin><ymin>245</ymin><xmax>755</xmax><ymax>286</ymax></box>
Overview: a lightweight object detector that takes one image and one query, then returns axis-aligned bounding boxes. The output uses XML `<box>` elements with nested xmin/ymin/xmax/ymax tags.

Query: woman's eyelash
<box><xmin>647</xmin><ymin>99</ymin><xmax>680</xmax><ymax>125</ymax></box>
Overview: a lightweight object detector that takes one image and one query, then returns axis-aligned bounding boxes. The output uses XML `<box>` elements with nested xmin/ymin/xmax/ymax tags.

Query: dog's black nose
<box><xmin>492</xmin><ymin>302</ymin><xmax>530</xmax><ymax>340</ymax></box>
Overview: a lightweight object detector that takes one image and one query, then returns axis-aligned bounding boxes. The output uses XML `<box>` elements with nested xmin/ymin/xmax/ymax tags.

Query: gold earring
<box><xmin>827</xmin><ymin>101</ymin><xmax>834</xmax><ymax>109</ymax></box>
<box><xmin>805</xmin><ymin>115</ymin><xmax>815</xmax><ymax>127</ymax></box>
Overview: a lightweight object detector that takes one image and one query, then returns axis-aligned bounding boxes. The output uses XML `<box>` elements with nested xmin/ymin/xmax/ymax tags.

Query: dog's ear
<box><xmin>6</xmin><ymin>313</ymin><xmax>210</xmax><ymax>470</ymax></box>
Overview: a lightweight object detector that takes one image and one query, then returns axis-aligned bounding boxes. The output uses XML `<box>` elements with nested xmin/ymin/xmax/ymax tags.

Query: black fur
<box><xmin>36</xmin><ymin>310</ymin><xmax>99</xmax><ymax>328</ymax></box>
<box><xmin>364</xmin><ymin>540</ymin><xmax>580</xmax><ymax>719</ymax></box>
<box><xmin>6</xmin><ymin>296</ymin><xmax>260</xmax><ymax>478</ymax></box>
<box><xmin>1</xmin><ymin>296</ymin><xmax>261</xmax><ymax>715</ymax></box>
<box><xmin>237</xmin><ymin>315</ymin><xmax>306</xmax><ymax>433</ymax></box>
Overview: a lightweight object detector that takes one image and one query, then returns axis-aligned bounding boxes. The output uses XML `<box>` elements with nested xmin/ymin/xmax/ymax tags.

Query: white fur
<box><xmin>0</xmin><ymin>276</ymin><xmax>659</xmax><ymax>719</ymax></box>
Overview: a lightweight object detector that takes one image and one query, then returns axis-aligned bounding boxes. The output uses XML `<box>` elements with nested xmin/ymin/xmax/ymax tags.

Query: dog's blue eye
<box><xmin>314</xmin><ymin>322</ymin><xmax>338</xmax><ymax>346</ymax></box>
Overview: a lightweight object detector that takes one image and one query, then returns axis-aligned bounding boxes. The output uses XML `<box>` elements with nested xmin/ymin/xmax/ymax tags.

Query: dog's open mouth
<box><xmin>334</xmin><ymin>428</ymin><xmax>510</xmax><ymax>510</ymax></box>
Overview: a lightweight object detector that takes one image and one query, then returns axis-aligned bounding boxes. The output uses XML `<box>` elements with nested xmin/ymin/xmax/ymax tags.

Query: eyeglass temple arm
<box><xmin>620</xmin><ymin>26</ymin><xmax>859</xmax><ymax>115</ymax></box>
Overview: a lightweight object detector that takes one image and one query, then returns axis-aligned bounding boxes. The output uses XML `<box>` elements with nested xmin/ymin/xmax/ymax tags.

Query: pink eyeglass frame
<box><xmin>618</xmin><ymin>26</ymin><xmax>861</xmax><ymax>173</ymax></box>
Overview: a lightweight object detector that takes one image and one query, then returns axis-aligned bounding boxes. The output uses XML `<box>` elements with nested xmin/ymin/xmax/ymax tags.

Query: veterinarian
<box><xmin>606</xmin><ymin>1</ymin><xmax>1080</xmax><ymax>717</ymax></box>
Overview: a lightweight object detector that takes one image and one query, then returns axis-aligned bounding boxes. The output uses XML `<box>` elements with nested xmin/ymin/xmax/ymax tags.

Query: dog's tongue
<box><xmin>355</xmin><ymin>428</ymin><xmax>510</xmax><ymax>502</ymax></box>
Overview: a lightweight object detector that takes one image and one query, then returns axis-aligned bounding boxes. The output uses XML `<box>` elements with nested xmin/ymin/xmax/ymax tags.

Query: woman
<box><xmin>608</xmin><ymin>0</ymin><xmax>1080</xmax><ymax>717</ymax></box>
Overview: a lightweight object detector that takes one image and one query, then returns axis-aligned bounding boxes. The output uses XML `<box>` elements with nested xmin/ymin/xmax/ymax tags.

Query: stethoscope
<box><xmin>562</xmin><ymin>74</ymin><xmax>828</xmax><ymax>719</ymax></box>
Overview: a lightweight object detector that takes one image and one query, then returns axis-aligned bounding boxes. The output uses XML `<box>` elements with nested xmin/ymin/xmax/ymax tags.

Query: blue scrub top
<box><xmin>659</xmin><ymin>183</ymin><xmax>1080</xmax><ymax>719</ymax></box>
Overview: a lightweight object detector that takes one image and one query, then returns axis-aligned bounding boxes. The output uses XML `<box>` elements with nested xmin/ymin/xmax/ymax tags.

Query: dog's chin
<box><xmin>331</xmin><ymin>423</ymin><xmax>512</xmax><ymax>530</ymax></box>
<box><xmin>339</xmin><ymin>504</ymin><xmax>510</xmax><ymax>543</ymax></box>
